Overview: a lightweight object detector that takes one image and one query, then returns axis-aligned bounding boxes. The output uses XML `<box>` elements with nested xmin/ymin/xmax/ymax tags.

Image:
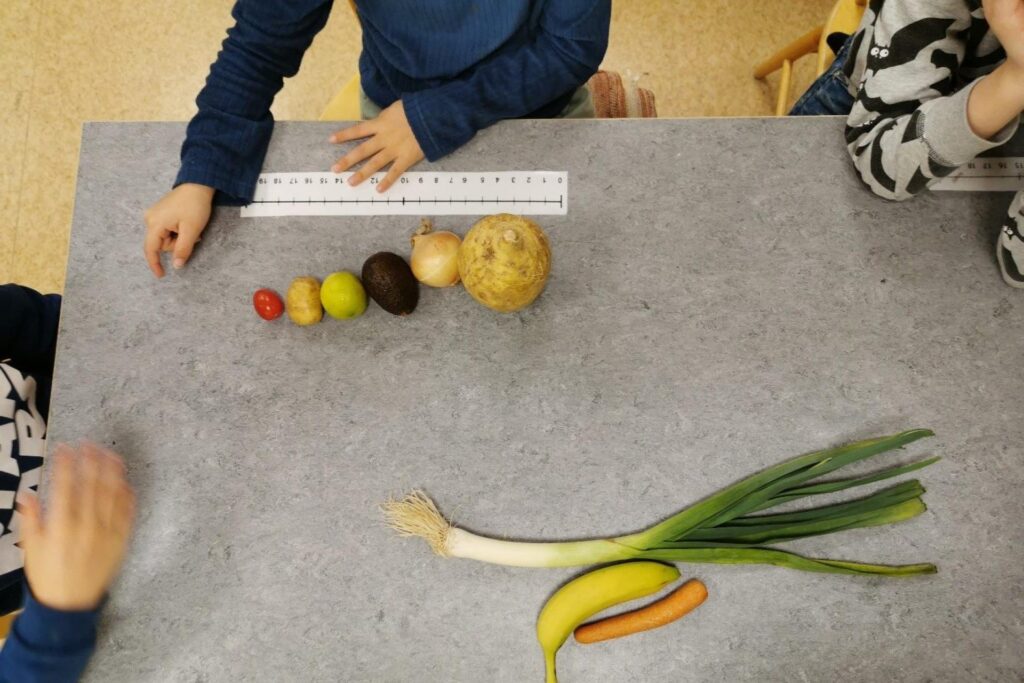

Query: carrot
<box><xmin>573</xmin><ymin>578</ymin><xmax>708</xmax><ymax>644</ymax></box>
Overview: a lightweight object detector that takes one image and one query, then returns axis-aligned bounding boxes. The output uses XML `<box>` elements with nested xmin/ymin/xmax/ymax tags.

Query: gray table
<box><xmin>54</xmin><ymin>119</ymin><xmax>1023</xmax><ymax>682</ymax></box>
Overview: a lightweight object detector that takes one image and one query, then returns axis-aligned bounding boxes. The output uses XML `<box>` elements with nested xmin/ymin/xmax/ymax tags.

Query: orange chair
<box><xmin>754</xmin><ymin>0</ymin><xmax>867</xmax><ymax>116</ymax></box>
<box><xmin>0</xmin><ymin>610</ymin><xmax>16</xmax><ymax>640</ymax></box>
<box><xmin>587</xmin><ymin>70</ymin><xmax>657</xmax><ymax>118</ymax></box>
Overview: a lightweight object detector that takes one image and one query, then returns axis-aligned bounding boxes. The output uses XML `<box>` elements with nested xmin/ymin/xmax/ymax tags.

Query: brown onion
<box><xmin>410</xmin><ymin>219</ymin><xmax>461</xmax><ymax>288</ymax></box>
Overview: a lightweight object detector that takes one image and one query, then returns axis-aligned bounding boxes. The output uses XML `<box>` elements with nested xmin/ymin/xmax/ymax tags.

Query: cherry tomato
<box><xmin>253</xmin><ymin>288</ymin><xmax>284</xmax><ymax>321</ymax></box>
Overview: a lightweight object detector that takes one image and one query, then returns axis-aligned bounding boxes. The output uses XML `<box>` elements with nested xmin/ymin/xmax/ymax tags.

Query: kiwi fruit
<box><xmin>361</xmin><ymin>252</ymin><xmax>419</xmax><ymax>316</ymax></box>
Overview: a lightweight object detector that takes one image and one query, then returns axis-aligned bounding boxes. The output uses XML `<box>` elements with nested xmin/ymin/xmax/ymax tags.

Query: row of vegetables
<box><xmin>252</xmin><ymin>213</ymin><xmax>552</xmax><ymax>324</ymax></box>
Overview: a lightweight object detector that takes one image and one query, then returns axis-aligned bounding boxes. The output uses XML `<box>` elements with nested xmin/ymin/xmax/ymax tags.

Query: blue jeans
<box><xmin>789</xmin><ymin>34</ymin><xmax>855</xmax><ymax>116</ymax></box>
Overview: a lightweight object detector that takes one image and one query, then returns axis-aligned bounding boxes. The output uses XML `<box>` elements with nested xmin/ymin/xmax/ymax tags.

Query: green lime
<box><xmin>320</xmin><ymin>271</ymin><xmax>368</xmax><ymax>320</ymax></box>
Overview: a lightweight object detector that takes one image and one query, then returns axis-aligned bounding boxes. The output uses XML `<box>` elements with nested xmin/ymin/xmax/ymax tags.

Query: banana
<box><xmin>536</xmin><ymin>561</ymin><xmax>680</xmax><ymax>682</ymax></box>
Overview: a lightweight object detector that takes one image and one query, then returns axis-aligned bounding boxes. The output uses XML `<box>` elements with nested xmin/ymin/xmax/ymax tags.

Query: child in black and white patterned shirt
<box><xmin>0</xmin><ymin>284</ymin><xmax>60</xmax><ymax>612</ymax></box>
<box><xmin>0</xmin><ymin>284</ymin><xmax>138</xmax><ymax>681</ymax></box>
<box><xmin>794</xmin><ymin>0</ymin><xmax>1024</xmax><ymax>288</ymax></box>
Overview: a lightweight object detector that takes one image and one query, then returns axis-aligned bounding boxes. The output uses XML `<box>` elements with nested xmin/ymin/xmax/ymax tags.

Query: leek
<box><xmin>383</xmin><ymin>429</ymin><xmax>938</xmax><ymax>576</ymax></box>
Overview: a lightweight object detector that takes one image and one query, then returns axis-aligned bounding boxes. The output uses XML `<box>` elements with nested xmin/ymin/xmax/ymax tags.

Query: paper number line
<box><xmin>247</xmin><ymin>197</ymin><xmax>563</xmax><ymax>205</ymax></box>
<box><xmin>933</xmin><ymin>156</ymin><xmax>1024</xmax><ymax>191</ymax></box>
<box><xmin>241</xmin><ymin>171</ymin><xmax>568</xmax><ymax>216</ymax></box>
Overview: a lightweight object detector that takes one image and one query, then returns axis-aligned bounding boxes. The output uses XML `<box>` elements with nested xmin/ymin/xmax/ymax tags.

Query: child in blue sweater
<box><xmin>142</xmin><ymin>0</ymin><xmax>610</xmax><ymax>277</ymax></box>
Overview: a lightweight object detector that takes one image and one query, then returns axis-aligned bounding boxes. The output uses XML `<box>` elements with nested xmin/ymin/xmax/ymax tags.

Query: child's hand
<box><xmin>143</xmin><ymin>183</ymin><xmax>215</xmax><ymax>278</ymax></box>
<box><xmin>986</xmin><ymin>0</ymin><xmax>1024</xmax><ymax>72</ymax></box>
<box><xmin>17</xmin><ymin>443</ymin><xmax>136</xmax><ymax>611</ymax></box>
<box><xmin>330</xmin><ymin>100</ymin><xmax>425</xmax><ymax>192</ymax></box>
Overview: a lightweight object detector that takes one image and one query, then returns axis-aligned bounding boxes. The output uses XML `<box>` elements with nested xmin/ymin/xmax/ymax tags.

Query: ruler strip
<box><xmin>933</xmin><ymin>156</ymin><xmax>1024</xmax><ymax>192</ymax></box>
<box><xmin>240</xmin><ymin>171</ymin><xmax>568</xmax><ymax>216</ymax></box>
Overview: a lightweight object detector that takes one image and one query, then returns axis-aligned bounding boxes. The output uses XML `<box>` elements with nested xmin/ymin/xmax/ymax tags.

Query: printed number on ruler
<box><xmin>932</xmin><ymin>157</ymin><xmax>1024</xmax><ymax>192</ymax></box>
<box><xmin>240</xmin><ymin>171</ymin><xmax>568</xmax><ymax>216</ymax></box>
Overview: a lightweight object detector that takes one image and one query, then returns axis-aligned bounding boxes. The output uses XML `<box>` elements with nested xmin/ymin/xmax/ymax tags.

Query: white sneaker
<box><xmin>998</xmin><ymin>222</ymin><xmax>1024</xmax><ymax>288</ymax></box>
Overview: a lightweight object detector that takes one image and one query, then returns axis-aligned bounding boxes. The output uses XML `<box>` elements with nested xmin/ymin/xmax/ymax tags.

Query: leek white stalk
<box><xmin>383</xmin><ymin>491</ymin><xmax>633</xmax><ymax>567</ymax></box>
<box><xmin>383</xmin><ymin>430</ymin><xmax>940</xmax><ymax>577</ymax></box>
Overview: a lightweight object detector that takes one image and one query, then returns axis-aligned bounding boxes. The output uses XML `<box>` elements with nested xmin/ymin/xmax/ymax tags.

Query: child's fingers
<box><xmin>161</xmin><ymin>235</ymin><xmax>175</xmax><ymax>252</ymax></box>
<box><xmin>378</xmin><ymin>159</ymin><xmax>411</xmax><ymax>193</ymax></box>
<box><xmin>76</xmin><ymin>444</ymin><xmax>104</xmax><ymax>523</ymax></box>
<box><xmin>111</xmin><ymin>486</ymin><xmax>136</xmax><ymax>540</ymax></box>
<box><xmin>90</xmin><ymin>445</ymin><xmax>128</xmax><ymax>528</ymax></box>
<box><xmin>331</xmin><ymin>137</ymin><xmax>384</xmax><ymax>173</ymax></box>
<box><xmin>15</xmin><ymin>492</ymin><xmax>44</xmax><ymax>545</ymax></box>
<box><xmin>143</xmin><ymin>227</ymin><xmax>167</xmax><ymax>278</ymax></box>
<box><xmin>348</xmin><ymin>152</ymin><xmax>393</xmax><ymax>186</ymax></box>
<box><xmin>90</xmin><ymin>443</ymin><xmax>127</xmax><ymax>481</ymax></box>
<box><xmin>98</xmin><ymin>479</ymin><xmax>131</xmax><ymax>531</ymax></box>
<box><xmin>48</xmin><ymin>444</ymin><xmax>79</xmax><ymax>524</ymax></box>
<box><xmin>330</xmin><ymin>122</ymin><xmax>373</xmax><ymax>144</ymax></box>
<box><xmin>172</xmin><ymin>221</ymin><xmax>203</xmax><ymax>269</ymax></box>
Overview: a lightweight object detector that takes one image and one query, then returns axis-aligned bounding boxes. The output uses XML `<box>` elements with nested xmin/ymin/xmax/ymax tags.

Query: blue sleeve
<box><xmin>174</xmin><ymin>0</ymin><xmax>334</xmax><ymax>204</ymax></box>
<box><xmin>0</xmin><ymin>285</ymin><xmax>61</xmax><ymax>371</ymax></box>
<box><xmin>402</xmin><ymin>0</ymin><xmax>610</xmax><ymax>161</ymax></box>
<box><xmin>0</xmin><ymin>590</ymin><xmax>100</xmax><ymax>683</ymax></box>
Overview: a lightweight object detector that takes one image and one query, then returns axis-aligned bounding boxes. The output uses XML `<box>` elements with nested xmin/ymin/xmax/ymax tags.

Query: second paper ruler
<box><xmin>240</xmin><ymin>171</ymin><xmax>568</xmax><ymax>216</ymax></box>
<box><xmin>933</xmin><ymin>157</ymin><xmax>1024</xmax><ymax>192</ymax></box>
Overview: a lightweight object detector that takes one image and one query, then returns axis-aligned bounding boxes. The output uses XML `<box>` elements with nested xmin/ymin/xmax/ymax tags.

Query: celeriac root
<box><xmin>382</xmin><ymin>490</ymin><xmax>453</xmax><ymax>557</ymax></box>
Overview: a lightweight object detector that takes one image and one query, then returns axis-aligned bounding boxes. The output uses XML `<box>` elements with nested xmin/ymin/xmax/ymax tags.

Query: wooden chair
<box><xmin>754</xmin><ymin>0</ymin><xmax>867</xmax><ymax>116</ymax></box>
<box><xmin>319</xmin><ymin>73</ymin><xmax>363</xmax><ymax>121</ymax></box>
<box><xmin>319</xmin><ymin>0</ymin><xmax>362</xmax><ymax>121</ymax></box>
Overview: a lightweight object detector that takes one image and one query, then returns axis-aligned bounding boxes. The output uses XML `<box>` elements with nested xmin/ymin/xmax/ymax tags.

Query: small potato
<box><xmin>286</xmin><ymin>276</ymin><xmax>323</xmax><ymax>326</ymax></box>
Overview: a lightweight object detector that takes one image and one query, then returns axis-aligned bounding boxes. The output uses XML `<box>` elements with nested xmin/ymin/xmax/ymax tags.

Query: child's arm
<box><xmin>970</xmin><ymin>0</ymin><xmax>1024</xmax><ymax>136</ymax></box>
<box><xmin>143</xmin><ymin>0</ymin><xmax>333</xmax><ymax>277</ymax></box>
<box><xmin>0</xmin><ymin>594</ymin><xmax>100</xmax><ymax>682</ymax></box>
<box><xmin>0</xmin><ymin>444</ymin><xmax>135</xmax><ymax>682</ymax></box>
<box><xmin>332</xmin><ymin>0</ymin><xmax>611</xmax><ymax>192</ymax></box>
<box><xmin>845</xmin><ymin>0</ymin><xmax>1021</xmax><ymax>201</ymax></box>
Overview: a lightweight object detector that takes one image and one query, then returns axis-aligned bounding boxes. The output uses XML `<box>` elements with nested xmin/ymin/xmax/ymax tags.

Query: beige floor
<box><xmin>1</xmin><ymin>0</ymin><xmax>833</xmax><ymax>294</ymax></box>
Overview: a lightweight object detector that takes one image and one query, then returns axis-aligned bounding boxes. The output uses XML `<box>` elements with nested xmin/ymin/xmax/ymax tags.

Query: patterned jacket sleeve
<box><xmin>844</xmin><ymin>0</ymin><xmax>1019</xmax><ymax>200</ymax></box>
